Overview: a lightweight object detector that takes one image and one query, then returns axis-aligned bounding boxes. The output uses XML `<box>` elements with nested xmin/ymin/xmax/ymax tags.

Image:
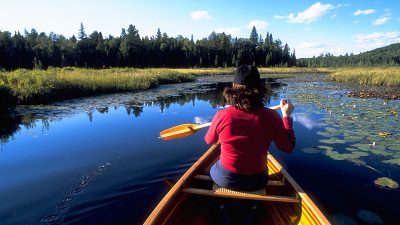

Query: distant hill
<box><xmin>297</xmin><ymin>43</ymin><xmax>400</xmax><ymax>67</ymax></box>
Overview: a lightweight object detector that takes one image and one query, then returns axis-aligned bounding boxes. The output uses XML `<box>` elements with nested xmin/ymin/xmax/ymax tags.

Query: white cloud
<box><xmin>274</xmin><ymin>2</ymin><xmax>334</xmax><ymax>24</ymax></box>
<box><xmin>247</xmin><ymin>20</ymin><xmax>269</xmax><ymax>30</ymax></box>
<box><xmin>304</xmin><ymin>27</ymin><xmax>312</xmax><ymax>31</ymax></box>
<box><xmin>190</xmin><ymin>10</ymin><xmax>212</xmax><ymax>20</ymax></box>
<box><xmin>353</xmin><ymin>9</ymin><xmax>376</xmax><ymax>16</ymax></box>
<box><xmin>293</xmin><ymin>114</ymin><xmax>319</xmax><ymax>129</ymax></box>
<box><xmin>215</xmin><ymin>27</ymin><xmax>240</xmax><ymax>35</ymax></box>
<box><xmin>373</xmin><ymin>16</ymin><xmax>390</xmax><ymax>25</ymax></box>
<box><xmin>331</xmin><ymin>14</ymin><xmax>337</xmax><ymax>19</ymax></box>
<box><xmin>354</xmin><ymin>20</ymin><xmax>359</xmax><ymax>24</ymax></box>
<box><xmin>354</xmin><ymin>32</ymin><xmax>400</xmax><ymax>43</ymax></box>
<box><xmin>194</xmin><ymin>116</ymin><xmax>211</xmax><ymax>124</ymax></box>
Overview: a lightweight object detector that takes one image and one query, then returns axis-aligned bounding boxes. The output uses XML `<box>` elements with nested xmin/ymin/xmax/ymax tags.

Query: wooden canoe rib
<box><xmin>144</xmin><ymin>143</ymin><xmax>331</xmax><ymax>225</ymax></box>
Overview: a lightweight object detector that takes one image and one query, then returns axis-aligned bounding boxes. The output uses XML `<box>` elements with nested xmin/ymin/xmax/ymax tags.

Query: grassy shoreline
<box><xmin>0</xmin><ymin>67</ymin><xmax>328</xmax><ymax>106</ymax></box>
<box><xmin>1</xmin><ymin>67</ymin><xmax>399</xmax><ymax>113</ymax></box>
<box><xmin>327</xmin><ymin>67</ymin><xmax>400</xmax><ymax>86</ymax></box>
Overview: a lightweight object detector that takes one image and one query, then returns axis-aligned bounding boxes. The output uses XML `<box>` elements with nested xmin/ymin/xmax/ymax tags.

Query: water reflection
<box><xmin>0</xmin><ymin>114</ymin><xmax>50</xmax><ymax>144</ymax></box>
<box><xmin>0</xmin><ymin>80</ymin><xmax>277</xmax><ymax>144</ymax></box>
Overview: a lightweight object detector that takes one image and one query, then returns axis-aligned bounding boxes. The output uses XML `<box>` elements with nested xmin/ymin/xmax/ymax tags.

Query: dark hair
<box><xmin>223</xmin><ymin>83</ymin><xmax>269</xmax><ymax>112</ymax></box>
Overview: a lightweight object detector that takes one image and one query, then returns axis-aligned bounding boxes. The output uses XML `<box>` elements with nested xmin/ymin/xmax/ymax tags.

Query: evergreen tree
<box><xmin>78</xmin><ymin>23</ymin><xmax>87</xmax><ymax>40</ymax></box>
<box><xmin>249</xmin><ymin>26</ymin><xmax>258</xmax><ymax>45</ymax></box>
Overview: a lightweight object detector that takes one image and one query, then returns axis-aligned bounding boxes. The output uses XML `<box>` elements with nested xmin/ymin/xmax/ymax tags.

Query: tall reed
<box><xmin>328</xmin><ymin>67</ymin><xmax>400</xmax><ymax>86</ymax></box>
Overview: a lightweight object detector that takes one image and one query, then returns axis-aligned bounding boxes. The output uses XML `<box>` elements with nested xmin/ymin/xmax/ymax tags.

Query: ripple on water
<box><xmin>40</xmin><ymin>215</ymin><xmax>64</xmax><ymax>224</ymax></box>
<box><xmin>55</xmin><ymin>203</ymin><xmax>69</xmax><ymax>213</ymax></box>
<box><xmin>62</xmin><ymin>196</ymin><xmax>73</xmax><ymax>203</ymax></box>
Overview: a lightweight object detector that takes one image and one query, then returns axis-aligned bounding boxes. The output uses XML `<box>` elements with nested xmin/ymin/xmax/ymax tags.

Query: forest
<box><xmin>297</xmin><ymin>43</ymin><xmax>400</xmax><ymax>67</ymax></box>
<box><xmin>0</xmin><ymin>23</ymin><xmax>296</xmax><ymax>70</ymax></box>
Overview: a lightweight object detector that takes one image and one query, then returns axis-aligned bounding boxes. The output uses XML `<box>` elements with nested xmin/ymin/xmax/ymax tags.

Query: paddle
<box><xmin>159</xmin><ymin>105</ymin><xmax>281</xmax><ymax>140</ymax></box>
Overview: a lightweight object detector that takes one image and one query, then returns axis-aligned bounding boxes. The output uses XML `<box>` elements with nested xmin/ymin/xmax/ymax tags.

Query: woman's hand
<box><xmin>280</xmin><ymin>99</ymin><xmax>294</xmax><ymax>117</ymax></box>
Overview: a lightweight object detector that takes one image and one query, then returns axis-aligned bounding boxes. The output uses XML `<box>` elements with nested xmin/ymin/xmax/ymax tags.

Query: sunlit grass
<box><xmin>1</xmin><ymin>67</ymin><xmax>399</xmax><ymax>106</ymax></box>
<box><xmin>0</xmin><ymin>67</ymin><xmax>199</xmax><ymax>102</ymax></box>
<box><xmin>328</xmin><ymin>67</ymin><xmax>400</xmax><ymax>86</ymax></box>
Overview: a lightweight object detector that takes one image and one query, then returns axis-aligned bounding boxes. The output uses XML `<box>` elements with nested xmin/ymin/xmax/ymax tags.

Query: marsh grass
<box><xmin>0</xmin><ymin>67</ymin><xmax>200</xmax><ymax>103</ymax></box>
<box><xmin>0</xmin><ymin>67</ymin><xmax>331</xmax><ymax>104</ymax></box>
<box><xmin>1</xmin><ymin>67</ymin><xmax>399</xmax><ymax>108</ymax></box>
<box><xmin>328</xmin><ymin>67</ymin><xmax>400</xmax><ymax>86</ymax></box>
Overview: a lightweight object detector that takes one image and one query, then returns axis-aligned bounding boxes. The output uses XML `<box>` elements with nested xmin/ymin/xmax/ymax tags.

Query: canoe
<box><xmin>144</xmin><ymin>143</ymin><xmax>331</xmax><ymax>225</ymax></box>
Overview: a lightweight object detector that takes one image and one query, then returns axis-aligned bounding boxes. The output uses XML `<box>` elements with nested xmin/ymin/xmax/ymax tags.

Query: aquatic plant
<box><xmin>374</xmin><ymin>177</ymin><xmax>399</xmax><ymax>189</ymax></box>
<box><xmin>280</xmin><ymin>74</ymin><xmax>400</xmax><ymax>168</ymax></box>
<box><xmin>301</xmin><ymin>147</ymin><xmax>321</xmax><ymax>154</ymax></box>
<box><xmin>329</xmin><ymin>67</ymin><xmax>400</xmax><ymax>86</ymax></box>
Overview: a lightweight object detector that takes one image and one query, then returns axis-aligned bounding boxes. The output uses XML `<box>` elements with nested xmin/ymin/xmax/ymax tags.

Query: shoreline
<box><xmin>1</xmin><ymin>67</ymin><xmax>399</xmax><ymax>113</ymax></box>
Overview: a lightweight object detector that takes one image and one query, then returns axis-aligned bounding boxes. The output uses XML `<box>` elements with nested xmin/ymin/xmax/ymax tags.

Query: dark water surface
<box><xmin>1</xmin><ymin>75</ymin><xmax>399</xmax><ymax>225</ymax></box>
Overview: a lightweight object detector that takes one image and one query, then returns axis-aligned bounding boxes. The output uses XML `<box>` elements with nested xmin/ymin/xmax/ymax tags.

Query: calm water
<box><xmin>0</xmin><ymin>75</ymin><xmax>399</xmax><ymax>225</ymax></box>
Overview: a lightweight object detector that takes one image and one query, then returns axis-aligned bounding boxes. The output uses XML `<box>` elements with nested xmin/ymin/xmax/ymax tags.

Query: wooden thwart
<box><xmin>183</xmin><ymin>187</ymin><xmax>300</xmax><ymax>203</ymax></box>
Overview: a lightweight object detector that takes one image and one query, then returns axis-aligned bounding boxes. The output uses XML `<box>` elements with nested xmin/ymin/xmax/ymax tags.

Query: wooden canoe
<box><xmin>144</xmin><ymin>143</ymin><xmax>331</xmax><ymax>225</ymax></box>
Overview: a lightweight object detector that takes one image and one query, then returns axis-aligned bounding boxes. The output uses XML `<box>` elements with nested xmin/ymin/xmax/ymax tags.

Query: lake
<box><xmin>0</xmin><ymin>74</ymin><xmax>399</xmax><ymax>225</ymax></box>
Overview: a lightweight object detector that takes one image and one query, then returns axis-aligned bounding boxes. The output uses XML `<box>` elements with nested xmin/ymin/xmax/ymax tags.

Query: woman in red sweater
<box><xmin>204</xmin><ymin>65</ymin><xmax>295</xmax><ymax>191</ymax></box>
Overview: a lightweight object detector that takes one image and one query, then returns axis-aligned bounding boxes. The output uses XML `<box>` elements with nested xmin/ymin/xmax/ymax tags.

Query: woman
<box><xmin>204</xmin><ymin>65</ymin><xmax>295</xmax><ymax>191</ymax></box>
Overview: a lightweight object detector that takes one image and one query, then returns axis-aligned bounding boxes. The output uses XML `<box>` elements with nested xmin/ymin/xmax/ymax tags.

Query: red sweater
<box><xmin>204</xmin><ymin>106</ymin><xmax>295</xmax><ymax>175</ymax></box>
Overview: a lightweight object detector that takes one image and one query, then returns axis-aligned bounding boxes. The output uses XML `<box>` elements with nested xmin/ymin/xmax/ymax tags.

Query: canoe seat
<box><xmin>183</xmin><ymin>182</ymin><xmax>301</xmax><ymax>203</ymax></box>
<box><xmin>212</xmin><ymin>183</ymin><xmax>266</xmax><ymax>196</ymax></box>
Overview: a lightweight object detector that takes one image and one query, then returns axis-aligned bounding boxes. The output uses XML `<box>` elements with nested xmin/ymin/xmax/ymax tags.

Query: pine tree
<box><xmin>78</xmin><ymin>23</ymin><xmax>87</xmax><ymax>40</ymax></box>
<box><xmin>250</xmin><ymin>26</ymin><xmax>258</xmax><ymax>45</ymax></box>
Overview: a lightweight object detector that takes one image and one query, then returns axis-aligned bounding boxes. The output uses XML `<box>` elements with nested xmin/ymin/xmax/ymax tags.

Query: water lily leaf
<box><xmin>319</xmin><ymin>138</ymin><xmax>346</xmax><ymax>144</ymax></box>
<box><xmin>374</xmin><ymin>177</ymin><xmax>399</xmax><ymax>189</ymax></box>
<box><xmin>317</xmin><ymin>145</ymin><xmax>334</xmax><ymax>151</ymax></box>
<box><xmin>382</xmin><ymin>158</ymin><xmax>400</xmax><ymax>166</ymax></box>
<box><xmin>352</xmin><ymin>151</ymin><xmax>369</xmax><ymax>157</ymax></box>
<box><xmin>352</xmin><ymin>143</ymin><xmax>373</xmax><ymax>152</ymax></box>
<box><xmin>345</xmin><ymin>147</ymin><xmax>359</xmax><ymax>152</ymax></box>
<box><xmin>316</xmin><ymin>131</ymin><xmax>338</xmax><ymax>138</ymax></box>
<box><xmin>324</xmin><ymin>149</ymin><xmax>362</xmax><ymax>160</ymax></box>
<box><xmin>357</xmin><ymin>209</ymin><xmax>384</xmax><ymax>224</ymax></box>
<box><xmin>301</xmin><ymin>147</ymin><xmax>321</xmax><ymax>154</ymax></box>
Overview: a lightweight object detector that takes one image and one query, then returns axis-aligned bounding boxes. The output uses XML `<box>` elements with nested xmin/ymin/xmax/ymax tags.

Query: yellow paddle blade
<box><xmin>159</xmin><ymin>122</ymin><xmax>211</xmax><ymax>140</ymax></box>
<box><xmin>159</xmin><ymin>124</ymin><xmax>198</xmax><ymax>140</ymax></box>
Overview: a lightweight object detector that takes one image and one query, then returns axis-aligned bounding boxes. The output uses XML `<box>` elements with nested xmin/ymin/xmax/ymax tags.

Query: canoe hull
<box><xmin>144</xmin><ymin>143</ymin><xmax>330</xmax><ymax>225</ymax></box>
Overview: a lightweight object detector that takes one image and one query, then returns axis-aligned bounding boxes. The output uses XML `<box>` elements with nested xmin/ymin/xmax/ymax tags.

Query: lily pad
<box><xmin>374</xmin><ymin>177</ymin><xmax>399</xmax><ymax>189</ymax></box>
<box><xmin>301</xmin><ymin>147</ymin><xmax>321</xmax><ymax>154</ymax></box>
<box><xmin>316</xmin><ymin>131</ymin><xmax>338</xmax><ymax>138</ymax></box>
<box><xmin>317</xmin><ymin>145</ymin><xmax>334</xmax><ymax>151</ymax></box>
<box><xmin>357</xmin><ymin>209</ymin><xmax>384</xmax><ymax>224</ymax></box>
<box><xmin>319</xmin><ymin>138</ymin><xmax>346</xmax><ymax>144</ymax></box>
<box><xmin>382</xmin><ymin>158</ymin><xmax>400</xmax><ymax>166</ymax></box>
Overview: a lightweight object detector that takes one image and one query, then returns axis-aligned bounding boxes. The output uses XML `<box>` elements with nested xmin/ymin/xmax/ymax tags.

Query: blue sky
<box><xmin>0</xmin><ymin>0</ymin><xmax>399</xmax><ymax>58</ymax></box>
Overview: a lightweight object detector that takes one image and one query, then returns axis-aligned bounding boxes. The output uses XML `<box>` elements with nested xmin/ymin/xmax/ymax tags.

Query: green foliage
<box><xmin>328</xmin><ymin>67</ymin><xmax>400</xmax><ymax>86</ymax></box>
<box><xmin>298</xmin><ymin>43</ymin><xmax>400</xmax><ymax>67</ymax></box>
<box><xmin>0</xmin><ymin>25</ymin><xmax>297</xmax><ymax>70</ymax></box>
